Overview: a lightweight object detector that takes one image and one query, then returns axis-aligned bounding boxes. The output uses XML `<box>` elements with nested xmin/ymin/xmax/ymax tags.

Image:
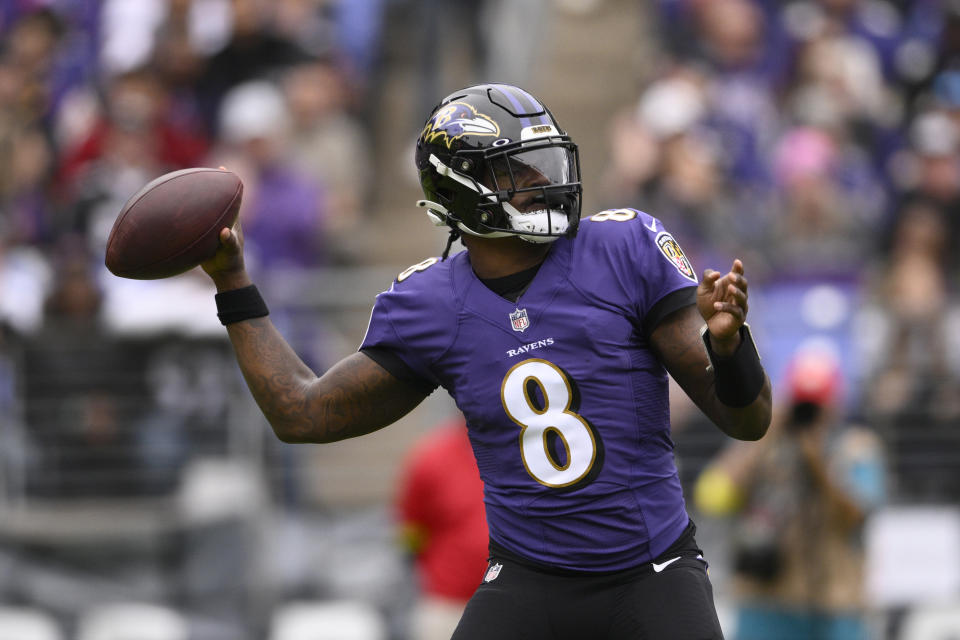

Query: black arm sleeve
<box><xmin>360</xmin><ymin>346</ymin><xmax>439</xmax><ymax>396</ymax></box>
<box><xmin>642</xmin><ymin>286</ymin><xmax>697</xmax><ymax>338</ymax></box>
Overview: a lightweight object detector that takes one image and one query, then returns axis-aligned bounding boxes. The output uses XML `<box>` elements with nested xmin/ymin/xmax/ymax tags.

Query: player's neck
<box><xmin>462</xmin><ymin>235</ymin><xmax>552</xmax><ymax>279</ymax></box>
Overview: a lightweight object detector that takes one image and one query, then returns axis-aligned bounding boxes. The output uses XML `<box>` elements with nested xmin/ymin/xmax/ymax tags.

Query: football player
<box><xmin>202</xmin><ymin>83</ymin><xmax>771</xmax><ymax>639</ymax></box>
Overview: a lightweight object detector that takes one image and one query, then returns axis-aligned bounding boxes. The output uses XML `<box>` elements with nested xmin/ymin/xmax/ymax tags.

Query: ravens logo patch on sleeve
<box><xmin>656</xmin><ymin>232</ymin><xmax>697</xmax><ymax>282</ymax></box>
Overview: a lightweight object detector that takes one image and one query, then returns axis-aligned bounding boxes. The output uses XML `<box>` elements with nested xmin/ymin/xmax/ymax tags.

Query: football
<box><xmin>105</xmin><ymin>167</ymin><xmax>243</xmax><ymax>280</ymax></box>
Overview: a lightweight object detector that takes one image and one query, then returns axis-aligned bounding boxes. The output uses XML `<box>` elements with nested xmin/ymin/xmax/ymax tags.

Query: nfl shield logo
<box><xmin>509</xmin><ymin>308</ymin><xmax>530</xmax><ymax>332</ymax></box>
<box><xmin>483</xmin><ymin>562</ymin><xmax>503</xmax><ymax>583</ymax></box>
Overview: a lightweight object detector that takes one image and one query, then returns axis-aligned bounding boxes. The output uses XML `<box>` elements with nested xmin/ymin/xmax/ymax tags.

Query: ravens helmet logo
<box><xmin>420</xmin><ymin>102</ymin><xmax>500</xmax><ymax>148</ymax></box>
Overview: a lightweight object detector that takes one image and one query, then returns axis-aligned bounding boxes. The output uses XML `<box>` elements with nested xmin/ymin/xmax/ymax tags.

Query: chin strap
<box><xmin>441</xmin><ymin>227</ymin><xmax>461</xmax><ymax>260</ymax></box>
<box><xmin>416</xmin><ymin>199</ymin><xmax>461</xmax><ymax>260</ymax></box>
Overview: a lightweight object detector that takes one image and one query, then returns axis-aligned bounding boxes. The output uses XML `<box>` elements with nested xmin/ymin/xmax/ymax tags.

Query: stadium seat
<box><xmin>176</xmin><ymin>458</ymin><xmax>267</xmax><ymax>526</ymax></box>
<box><xmin>0</xmin><ymin>607</ymin><xmax>62</xmax><ymax>640</ymax></box>
<box><xmin>865</xmin><ymin>506</ymin><xmax>960</xmax><ymax>608</ymax></box>
<box><xmin>76</xmin><ymin>603</ymin><xmax>189</xmax><ymax>640</ymax></box>
<box><xmin>899</xmin><ymin>603</ymin><xmax>960</xmax><ymax>640</ymax></box>
<box><xmin>269</xmin><ymin>600</ymin><xmax>387</xmax><ymax>640</ymax></box>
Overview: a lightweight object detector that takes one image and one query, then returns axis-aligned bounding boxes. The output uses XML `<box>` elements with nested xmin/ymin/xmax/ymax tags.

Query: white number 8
<box><xmin>501</xmin><ymin>359</ymin><xmax>598</xmax><ymax>488</ymax></box>
<box><xmin>397</xmin><ymin>257</ymin><xmax>439</xmax><ymax>282</ymax></box>
<box><xmin>590</xmin><ymin>208</ymin><xmax>637</xmax><ymax>222</ymax></box>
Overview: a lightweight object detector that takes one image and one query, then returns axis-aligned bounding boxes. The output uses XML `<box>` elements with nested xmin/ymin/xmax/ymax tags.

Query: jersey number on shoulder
<box><xmin>590</xmin><ymin>208</ymin><xmax>637</xmax><ymax>222</ymax></box>
<box><xmin>501</xmin><ymin>359</ymin><xmax>598</xmax><ymax>489</ymax></box>
<box><xmin>397</xmin><ymin>257</ymin><xmax>439</xmax><ymax>282</ymax></box>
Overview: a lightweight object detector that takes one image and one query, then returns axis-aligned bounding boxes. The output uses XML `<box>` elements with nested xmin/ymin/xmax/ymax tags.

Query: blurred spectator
<box><xmin>911</xmin><ymin>109</ymin><xmax>960</xmax><ymax>195</ymax></box>
<box><xmin>3</xmin><ymin>4</ymin><xmax>101</xmax><ymax>147</ymax></box>
<box><xmin>696</xmin><ymin>0</ymin><xmax>768</xmax><ymax>73</ymax></box>
<box><xmin>282</xmin><ymin>58</ymin><xmax>372</xmax><ymax>260</ymax></box>
<box><xmin>798</xmin><ymin>0</ymin><xmax>903</xmax><ymax>79</ymax></box>
<box><xmin>895</xmin><ymin>111</ymin><xmax>960</xmax><ymax>240</ymax></box>
<box><xmin>599</xmin><ymin>102</ymin><xmax>662</xmax><ymax>208</ymax></box>
<box><xmin>694</xmin><ymin>0</ymin><xmax>783</xmax><ymax>188</ymax></box>
<box><xmin>56</xmin><ymin>68</ymin><xmax>210</xmax><ymax>256</ymax></box>
<box><xmin>863</xmin><ymin>200</ymin><xmax>957</xmax><ymax>419</ymax></box>
<box><xmin>786</xmin><ymin>18</ymin><xmax>905</xmax><ymax>176</ymax></box>
<box><xmin>151</xmin><ymin>6</ymin><xmax>213</xmax><ymax>143</ymax></box>
<box><xmin>410</xmin><ymin>0</ymin><xmax>488</xmax><ymax>126</ymax></box>
<box><xmin>1</xmin><ymin>7</ymin><xmax>66</xmax><ymax>125</ymax></box>
<box><xmin>695</xmin><ymin>345</ymin><xmax>886</xmax><ymax>640</ymax></box>
<box><xmin>20</xmin><ymin>240</ymin><xmax>151</xmax><ymax>497</ymax></box>
<box><xmin>765</xmin><ymin>125</ymin><xmax>881</xmax><ymax>277</ymax></box>
<box><xmin>196</xmin><ymin>0</ymin><xmax>311</xmax><ymax>134</ymax></box>
<box><xmin>395</xmin><ymin>418</ymin><xmax>488</xmax><ymax>640</ymax></box>
<box><xmin>0</xmin><ymin>121</ymin><xmax>55</xmax><ymax>247</ymax></box>
<box><xmin>18</xmin><ymin>239</ymin><xmax>236</xmax><ymax>498</ymax></box>
<box><xmin>214</xmin><ymin>79</ymin><xmax>326</xmax><ymax>275</ymax></box>
<box><xmin>599</xmin><ymin>67</ymin><xmax>764</xmax><ymax>270</ymax></box>
<box><xmin>786</xmin><ymin>31</ymin><xmax>893</xmax><ymax>133</ymax></box>
<box><xmin>271</xmin><ymin>0</ymin><xmax>393</xmax><ymax>105</ymax></box>
<box><xmin>653</xmin><ymin>0</ymin><xmax>789</xmax><ymax>78</ymax></box>
<box><xmin>59</xmin><ymin>67</ymin><xmax>210</xmax><ymax>179</ymax></box>
<box><xmin>0</xmin><ymin>12</ymin><xmax>61</xmax><ymax>247</ymax></box>
<box><xmin>408</xmin><ymin>0</ymin><xmax>551</xmax><ymax>126</ymax></box>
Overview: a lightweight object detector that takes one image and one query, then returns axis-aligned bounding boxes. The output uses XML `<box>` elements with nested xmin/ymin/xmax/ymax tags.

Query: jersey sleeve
<box><xmin>578</xmin><ymin>209</ymin><xmax>699</xmax><ymax>328</ymax></box>
<box><xmin>358</xmin><ymin>263</ymin><xmax>453</xmax><ymax>391</ymax></box>
<box><xmin>642</xmin><ymin>286</ymin><xmax>696</xmax><ymax>337</ymax></box>
<box><xmin>361</xmin><ymin>346</ymin><xmax>438</xmax><ymax>395</ymax></box>
<box><xmin>629</xmin><ymin>210</ymin><xmax>699</xmax><ymax>316</ymax></box>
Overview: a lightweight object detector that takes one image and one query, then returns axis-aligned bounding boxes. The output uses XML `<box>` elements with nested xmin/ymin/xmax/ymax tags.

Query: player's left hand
<box><xmin>697</xmin><ymin>259</ymin><xmax>748</xmax><ymax>355</ymax></box>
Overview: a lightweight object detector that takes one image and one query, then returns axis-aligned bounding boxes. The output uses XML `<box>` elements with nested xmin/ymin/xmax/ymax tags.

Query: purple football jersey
<box><xmin>361</xmin><ymin>209</ymin><xmax>700</xmax><ymax>572</ymax></box>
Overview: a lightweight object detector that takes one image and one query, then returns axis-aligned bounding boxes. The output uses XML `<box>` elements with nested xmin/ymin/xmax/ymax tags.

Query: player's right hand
<box><xmin>201</xmin><ymin>220</ymin><xmax>252</xmax><ymax>291</ymax></box>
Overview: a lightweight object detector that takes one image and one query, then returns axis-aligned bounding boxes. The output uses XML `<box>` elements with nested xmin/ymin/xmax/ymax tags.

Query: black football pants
<box><xmin>451</xmin><ymin>539</ymin><xmax>724</xmax><ymax>640</ymax></box>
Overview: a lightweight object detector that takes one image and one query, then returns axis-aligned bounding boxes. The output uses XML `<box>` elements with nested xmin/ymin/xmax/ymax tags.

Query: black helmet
<box><xmin>415</xmin><ymin>83</ymin><xmax>582</xmax><ymax>247</ymax></box>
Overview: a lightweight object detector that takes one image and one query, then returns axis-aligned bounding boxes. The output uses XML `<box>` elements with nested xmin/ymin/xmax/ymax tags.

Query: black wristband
<box><xmin>215</xmin><ymin>284</ymin><xmax>269</xmax><ymax>325</ymax></box>
<box><xmin>701</xmin><ymin>324</ymin><xmax>765</xmax><ymax>408</ymax></box>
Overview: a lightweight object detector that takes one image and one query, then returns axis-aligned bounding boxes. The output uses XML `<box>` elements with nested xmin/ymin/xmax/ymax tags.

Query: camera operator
<box><xmin>695</xmin><ymin>345</ymin><xmax>886</xmax><ymax>640</ymax></box>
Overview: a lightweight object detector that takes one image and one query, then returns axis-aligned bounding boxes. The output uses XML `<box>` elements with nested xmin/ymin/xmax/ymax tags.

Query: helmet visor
<box><xmin>487</xmin><ymin>144</ymin><xmax>577</xmax><ymax>194</ymax></box>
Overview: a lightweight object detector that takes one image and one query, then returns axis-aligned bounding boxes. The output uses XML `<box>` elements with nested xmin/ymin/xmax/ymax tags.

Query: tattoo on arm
<box><xmin>227</xmin><ymin>317</ymin><xmax>427</xmax><ymax>443</ymax></box>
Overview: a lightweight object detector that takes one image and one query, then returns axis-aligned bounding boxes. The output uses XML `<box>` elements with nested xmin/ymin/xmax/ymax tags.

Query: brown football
<box><xmin>105</xmin><ymin>167</ymin><xmax>243</xmax><ymax>280</ymax></box>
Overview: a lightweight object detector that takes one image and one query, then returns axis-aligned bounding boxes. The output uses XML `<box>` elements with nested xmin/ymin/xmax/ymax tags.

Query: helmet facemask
<box><xmin>418</xmin><ymin>136</ymin><xmax>582</xmax><ymax>244</ymax></box>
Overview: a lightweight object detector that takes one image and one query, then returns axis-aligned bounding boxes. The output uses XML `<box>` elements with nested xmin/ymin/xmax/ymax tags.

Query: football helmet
<box><xmin>415</xmin><ymin>83</ymin><xmax>582</xmax><ymax>245</ymax></box>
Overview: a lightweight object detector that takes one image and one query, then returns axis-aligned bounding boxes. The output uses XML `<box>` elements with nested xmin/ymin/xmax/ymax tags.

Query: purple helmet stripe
<box><xmin>491</xmin><ymin>84</ymin><xmax>532</xmax><ymax>128</ymax></box>
<box><xmin>511</xmin><ymin>86</ymin><xmax>552</xmax><ymax>126</ymax></box>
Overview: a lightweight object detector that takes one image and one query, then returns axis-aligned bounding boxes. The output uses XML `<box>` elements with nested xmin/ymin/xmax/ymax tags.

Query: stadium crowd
<box><xmin>0</xmin><ymin>0</ymin><xmax>957</xmax><ymax>638</ymax></box>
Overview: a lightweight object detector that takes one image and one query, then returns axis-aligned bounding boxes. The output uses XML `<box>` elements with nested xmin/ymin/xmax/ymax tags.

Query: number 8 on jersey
<box><xmin>500</xmin><ymin>359</ymin><xmax>599</xmax><ymax>489</ymax></box>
